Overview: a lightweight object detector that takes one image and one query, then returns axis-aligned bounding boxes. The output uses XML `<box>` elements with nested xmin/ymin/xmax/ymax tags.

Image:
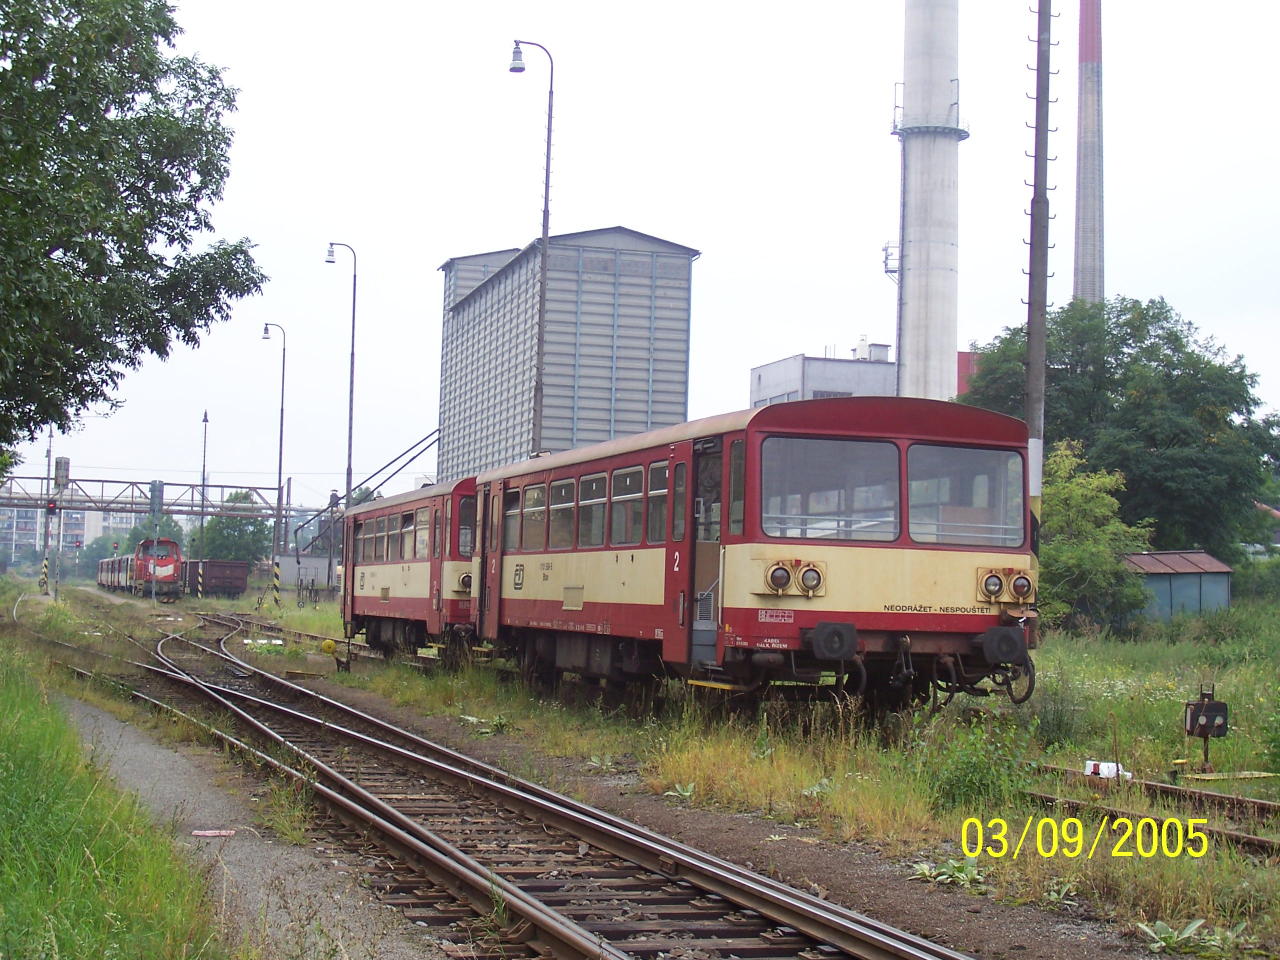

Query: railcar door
<box><xmin>477</xmin><ymin>482</ymin><xmax>504</xmax><ymax>641</ymax></box>
<box><xmin>663</xmin><ymin>437</ymin><xmax>723</xmax><ymax>670</ymax></box>
<box><xmin>662</xmin><ymin>442</ymin><xmax>693</xmax><ymax>664</ymax></box>
<box><xmin>423</xmin><ymin>503</ymin><xmax>443</xmax><ymax>633</ymax></box>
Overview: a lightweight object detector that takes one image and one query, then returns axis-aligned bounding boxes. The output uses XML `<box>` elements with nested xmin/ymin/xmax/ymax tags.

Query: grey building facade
<box><xmin>750</xmin><ymin>347</ymin><xmax>896</xmax><ymax>408</ymax></box>
<box><xmin>438</xmin><ymin>227</ymin><xmax>698</xmax><ymax>480</ymax></box>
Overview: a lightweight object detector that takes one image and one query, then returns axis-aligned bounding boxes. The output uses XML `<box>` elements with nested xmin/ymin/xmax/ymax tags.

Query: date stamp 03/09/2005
<box><xmin>960</xmin><ymin>816</ymin><xmax>1211</xmax><ymax>860</ymax></box>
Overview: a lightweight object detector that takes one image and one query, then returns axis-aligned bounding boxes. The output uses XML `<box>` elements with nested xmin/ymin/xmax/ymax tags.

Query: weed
<box><xmin>256</xmin><ymin>778</ymin><xmax>313</xmax><ymax>845</ymax></box>
<box><xmin>664</xmin><ymin>782</ymin><xmax>695</xmax><ymax>801</ymax></box>
<box><xmin>1043</xmin><ymin>877</ymin><xmax>1081</xmax><ymax>909</ymax></box>
<box><xmin>1134</xmin><ymin>918</ymin><xmax>1205</xmax><ymax>954</ymax></box>
<box><xmin>909</xmin><ymin>858</ymin><xmax>986</xmax><ymax>890</ymax></box>
<box><xmin>586</xmin><ymin>754</ymin><xmax>616</xmax><ymax>773</ymax></box>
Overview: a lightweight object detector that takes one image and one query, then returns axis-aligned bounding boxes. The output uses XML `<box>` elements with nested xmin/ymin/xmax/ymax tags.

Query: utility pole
<box><xmin>1025</xmin><ymin>0</ymin><xmax>1053</xmax><ymax>628</ymax></box>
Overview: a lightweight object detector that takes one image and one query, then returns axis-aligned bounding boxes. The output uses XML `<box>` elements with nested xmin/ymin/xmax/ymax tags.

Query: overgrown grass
<box><xmin>0</xmin><ymin>633</ymin><xmax>226</xmax><ymax>958</ymax></box>
<box><xmin>24</xmin><ymin>573</ymin><xmax>1280</xmax><ymax>946</ymax></box>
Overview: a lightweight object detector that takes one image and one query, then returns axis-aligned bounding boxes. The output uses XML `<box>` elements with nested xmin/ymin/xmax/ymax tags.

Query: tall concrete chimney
<box><xmin>1073</xmin><ymin>0</ymin><xmax>1104</xmax><ymax>302</ymax></box>
<box><xmin>894</xmin><ymin>0</ymin><xmax>967</xmax><ymax>401</ymax></box>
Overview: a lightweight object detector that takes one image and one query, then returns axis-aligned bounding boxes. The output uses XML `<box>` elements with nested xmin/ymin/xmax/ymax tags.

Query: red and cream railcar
<box><xmin>97</xmin><ymin>553</ymin><xmax>131</xmax><ymax>591</ymax></box>
<box><xmin>472</xmin><ymin>397</ymin><xmax>1037</xmax><ymax>703</ymax></box>
<box><xmin>98</xmin><ymin>539</ymin><xmax>184</xmax><ymax>598</ymax></box>
<box><xmin>341</xmin><ymin>478</ymin><xmax>478</xmax><ymax>655</ymax></box>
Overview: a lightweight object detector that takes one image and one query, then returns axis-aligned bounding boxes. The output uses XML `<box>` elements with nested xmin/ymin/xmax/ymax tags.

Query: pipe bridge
<box><xmin>0</xmin><ymin>476</ymin><xmax>280</xmax><ymax>521</ymax></box>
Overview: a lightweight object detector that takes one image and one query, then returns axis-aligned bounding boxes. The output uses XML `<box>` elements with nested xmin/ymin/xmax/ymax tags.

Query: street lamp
<box><xmin>199</xmin><ymin>410</ymin><xmax>209</xmax><ymax>559</ymax></box>
<box><xmin>325</xmin><ymin>242</ymin><xmax>357</xmax><ymax>509</ymax></box>
<box><xmin>262</xmin><ymin>323</ymin><xmax>287</xmax><ymax>559</ymax></box>
<box><xmin>509</xmin><ymin>39</ymin><xmax>553</xmax><ymax>456</ymax></box>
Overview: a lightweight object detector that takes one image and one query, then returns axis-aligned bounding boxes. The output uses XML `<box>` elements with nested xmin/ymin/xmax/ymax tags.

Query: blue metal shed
<box><xmin>1122</xmin><ymin>551</ymin><xmax>1233</xmax><ymax>621</ymax></box>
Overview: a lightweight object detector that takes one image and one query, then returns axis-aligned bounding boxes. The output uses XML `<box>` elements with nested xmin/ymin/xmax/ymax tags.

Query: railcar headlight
<box><xmin>1010</xmin><ymin>574</ymin><xmax>1033</xmax><ymax>598</ymax></box>
<box><xmin>766</xmin><ymin>564</ymin><xmax>792</xmax><ymax>593</ymax></box>
<box><xmin>799</xmin><ymin>566</ymin><xmax>823</xmax><ymax>593</ymax></box>
<box><xmin>459</xmin><ymin>572</ymin><xmax>473</xmax><ymax>592</ymax></box>
<box><xmin>982</xmin><ymin>573</ymin><xmax>1005</xmax><ymax>598</ymax></box>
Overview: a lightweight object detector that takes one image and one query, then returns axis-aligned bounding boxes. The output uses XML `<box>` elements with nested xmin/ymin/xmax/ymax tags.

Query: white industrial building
<box><xmin>751</xmin><ymin>344</ymin><xmax>896</xmax><ymax>408</ymax></box>
<box><xmin>751</xmin><ymin>344</ymin><xmax>979</xmax><ymax>408</ymax></box>
<box><xmin>437</xmin><ymin>227</ymin><xmax>698</xmax><ymax>480</ymax></box>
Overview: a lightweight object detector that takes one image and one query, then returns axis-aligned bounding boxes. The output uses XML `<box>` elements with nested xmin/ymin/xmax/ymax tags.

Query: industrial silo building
<box><xmin>437</xmin><ymin>226</ymin><xmax>698</xmax><ymax>480</ymax></box>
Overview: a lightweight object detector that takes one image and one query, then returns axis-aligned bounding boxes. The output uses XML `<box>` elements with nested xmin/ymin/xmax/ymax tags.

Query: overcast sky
<box><xmin>15</xmin><ymin>1</ymin><xmax>1279</xmax><ymax>509</ymax></box>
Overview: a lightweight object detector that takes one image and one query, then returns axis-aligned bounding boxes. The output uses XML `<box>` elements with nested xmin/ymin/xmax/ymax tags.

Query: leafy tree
<box><xmin>962</xmin><ymin>297</ymin><xmax>1280</xmax><ymax>559</ymax></box>
<box><xmin>1038</xmin><ymin>442</ymin><xmax>1152</xmax><ymax>629</ymax></box>
<box><xmin>194</xmin><ymin>490</ymin><xmax>269</xmax><ymax>562</ymax></box>
<box><xmin>125</xmin><ymin>514</ymin><xmax>184</xmax><ymax>552</ymax></box>
<box><xmin>0</xmin><ymin>0</ymin><xmax>266</xmax><ymax>457</ymax></box>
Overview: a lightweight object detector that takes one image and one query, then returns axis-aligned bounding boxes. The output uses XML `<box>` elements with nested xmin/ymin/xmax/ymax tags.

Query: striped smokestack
<box><xmin>1073</xmin><ymin>0</ymin><xmax>1104</xmax><ymax>302</ymax></box>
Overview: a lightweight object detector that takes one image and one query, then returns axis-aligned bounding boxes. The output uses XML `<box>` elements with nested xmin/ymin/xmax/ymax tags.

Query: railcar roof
<box><xmin>346</xmin><ymin>476</ymin><xmax>473</xmax><ymax>518</ymax></box>
<box><xmin>477</xmin><ymin>397</ymin><xmax>1026</xmax><ymax>483</ymax></box>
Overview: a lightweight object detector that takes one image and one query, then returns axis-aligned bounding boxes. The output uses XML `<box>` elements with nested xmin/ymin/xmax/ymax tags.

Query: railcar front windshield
<box><xmin>907</xmin><ymin>444</ymin><xmax>1024</xmax><ymax>547</ymax></box>
<box><xmin>760</xmin><ymin>437</ymin><xmax>1025</xmax><ymax>547</ymax></box>
<box><xmin>761</xmin><ymin>438</ymin><xmax>899</xmax><ymax>540</ymax></box>
<box><xmin>141</xmin><ymin>542</ymin><xmax>173</xmax><ymax>558</ymax></box>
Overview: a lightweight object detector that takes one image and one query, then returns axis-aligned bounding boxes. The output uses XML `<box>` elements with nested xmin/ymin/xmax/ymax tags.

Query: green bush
<box><xmin>1233</xmin><ymin>556</ymin><xmax>1280</xmax><ymax>601</ymax></box>
<box><xmin>923</xmin><ymin>719</ymin><xmax>1032</xmax><ymax>811</ymax></box>
<box><xmin>1037</xmin><ymin>441</ymin><xmax>1152</xmax><ymax>629</ymax></box>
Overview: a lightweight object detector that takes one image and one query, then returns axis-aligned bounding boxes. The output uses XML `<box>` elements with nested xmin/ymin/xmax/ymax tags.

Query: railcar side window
<box><xmin>610</xmin><ymin>468</ymin><xmax>644</xmax><ymax>546</ymax></box>
<box><xmin>579</xmin><ymin>474</ymin><xmax>607</xmax><ymax>547</ymax></box>
<box><xmin>548</xmin><ymin>480</ymin><xmax>575</xmax><ymax>549</ymax></box>
<box><xmin>761</xmin><ymin>438</ymin><xmax>899</xmax><ymax>541</ymax></box>
<box><xmin>502</xmin><ymin>490</ymin><xmax>521</xmax><ymax>551</ymax></box>
<box><xmin>458</xmin><ymin>496</ymin><xmax>476</xmax><ymax>557</ymax></box>
<box><xmin>401</xmin><ymin>512</ymin><xmax>414</xmax><ymax>559</ymax></box>
<box><xmin>647</xmin><ymin>463</ymin><xmax>668</xmax><ymax>544</ymax></box>
<box><xmin>415</xmin><ymin>509</ymin><xmax>429</xmax><ymax>557</ymax></box>
<box><xmin>432</xmin><ymin>509</ymin><xmax>442</xmax><ymax>557</ymax></box>
<box><xmin>907</xmin><ymin>445</ymin><xmax>1024</xmax><ymax>547</ymax></box>
<box><xmin>354</xmin><ymin>522</ymin><xmax>365</xmax><ymax>563</ymax></box>
<box><xmin>362</xmin><ymin>523</ymin><xmax>374</xmax><ymax>563</ymax></box>
<box><xmin>387</xmin><ymin>515</ymin><xmax>401</xmax><ymax>562</ymax></box>
<box><xmin>374</xmin><ymin>516</ymin><xmax>387</xmax><ymax>561</ymax></box>
<box><xmin>489</xmin><ymin>494</ymin><xmax>500</xmax><ymax>551</ymax></box>
<box><xmin>522</xmin><ymin>485</ymin><xmax>547</xmax><ymax>551</ymax></box>
<box><xmin>728</xmin><ymin>440</ymin><xmax>745</xmax><ymax>536</ymax></box>
<box><xmin>672</xmin><ymin>463</ymin><xmax>687</xmax><ymax>541</ymax></box>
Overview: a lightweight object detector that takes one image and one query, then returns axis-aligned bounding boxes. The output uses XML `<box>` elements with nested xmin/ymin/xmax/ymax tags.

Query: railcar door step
<box><xmin>687</xmin><ymin>678</ymin><xmax>755</xmax><ymax>693</ymax></box>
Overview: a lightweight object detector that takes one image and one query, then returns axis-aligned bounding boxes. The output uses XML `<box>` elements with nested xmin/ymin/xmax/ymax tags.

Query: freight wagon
<box><xmin>181</xmin><ymin>559</ymin><xmax>251</xmax><ymax>599</ymax></box>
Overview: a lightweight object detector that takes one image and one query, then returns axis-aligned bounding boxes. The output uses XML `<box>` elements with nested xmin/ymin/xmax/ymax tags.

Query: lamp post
<box><xmin>509</xmin><ymin>39</ymin><xmax>553</xmax><ymax>456</ymax></box>
<box><xmin>325</xmin><ymin>242</ymin><xmax>357</xmax><ymax>509</ymax></box>
<box><xmin>199</xmin><ymin>411</ymin><xmax>209</xmax><ymax>559</ymax></box>
<box><xmin>262</xmin><ymin>323</ymin><xmax>287</xmax><ymax>559</ymax></box>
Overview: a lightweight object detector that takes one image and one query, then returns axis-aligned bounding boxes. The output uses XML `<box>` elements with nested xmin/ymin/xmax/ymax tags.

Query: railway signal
<box><xmin>45</xmin><ymin>499</ymin><xmax>57</xmax><ymax>515</ymax></box>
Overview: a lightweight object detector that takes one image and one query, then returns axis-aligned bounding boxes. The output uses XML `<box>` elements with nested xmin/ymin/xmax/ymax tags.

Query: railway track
<box><xmin>50</xmin><ymin>612</ymin><xmax>976</xmax><ymax>960</ymax></box>
<box><xmin>1028</xmin><ymin>765</ymin><xmax>1280</xmax><ymax>858</ymax></box>
<box><xmin>1042</xmin><ymin>763</ymin><xmax>1280</xmax><ymax>824</ymax></box>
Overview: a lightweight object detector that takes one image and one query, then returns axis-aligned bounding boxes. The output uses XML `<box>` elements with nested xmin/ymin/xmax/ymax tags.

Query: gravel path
<box><xmin>60</xmin><ymin>696</ymin><xmax>450</xmax><ymax>960</ymax></box>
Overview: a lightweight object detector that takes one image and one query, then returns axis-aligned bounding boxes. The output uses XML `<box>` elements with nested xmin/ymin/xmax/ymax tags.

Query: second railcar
<box><xmin>341</xmin><ymin>478</ymin><xmax>477</xmax><ymax>657</ymax></box>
